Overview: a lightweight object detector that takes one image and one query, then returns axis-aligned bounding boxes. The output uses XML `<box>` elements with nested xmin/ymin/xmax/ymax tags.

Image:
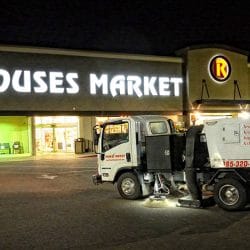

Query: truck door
<box><xmin>99</xmin><ymin>120</ymin><xmax>133</xmax><ymax>181</ymax></box>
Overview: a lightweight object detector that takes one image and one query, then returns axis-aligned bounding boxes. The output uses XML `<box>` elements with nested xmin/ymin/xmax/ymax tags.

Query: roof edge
<box><xmin>176</xmin><ymin>44</ymin><xmax>249</xmax><ymax>56</ymax></box>
<box><xmin>0</xmin><ymin>44</ymin><xmax>183</xmax><ymax>63</ymax></box>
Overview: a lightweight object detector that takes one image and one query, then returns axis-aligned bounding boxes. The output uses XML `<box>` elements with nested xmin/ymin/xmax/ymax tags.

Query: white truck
<box><xmin>92</xmin><ymin>115</ymin><xmax>250</xmax><ymax>211</ymax></box>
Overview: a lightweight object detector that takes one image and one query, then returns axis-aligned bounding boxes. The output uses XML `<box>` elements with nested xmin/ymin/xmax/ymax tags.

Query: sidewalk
<box><xmin>0</xmin><ymin>152</ymin><xmax>97</xmax><ymax>162</ymax></box>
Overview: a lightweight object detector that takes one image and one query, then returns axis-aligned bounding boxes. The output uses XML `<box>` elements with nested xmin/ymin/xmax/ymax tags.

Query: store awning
<box><xmin>192</xmin><ymin>99</ymin><xmax>250</xmax><ymax>109</ymax></box>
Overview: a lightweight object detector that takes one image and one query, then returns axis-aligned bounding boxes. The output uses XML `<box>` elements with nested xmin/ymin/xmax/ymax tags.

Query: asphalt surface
<box><xmin>1</xmin><ymin>156</ymin><xmax>250</xmax><ymax>250</ymax></box>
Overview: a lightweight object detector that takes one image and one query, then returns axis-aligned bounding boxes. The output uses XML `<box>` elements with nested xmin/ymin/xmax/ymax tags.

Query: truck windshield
<box><xmin>102</xmin><ymin>122</ymin><xmax>129</xmax><ymax>152</ymax></box>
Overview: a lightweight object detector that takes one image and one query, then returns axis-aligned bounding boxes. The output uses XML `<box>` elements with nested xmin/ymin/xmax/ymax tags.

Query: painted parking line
<box><xmin>36</xmin><ymin>169</ymin><xmax>96</xmax><ymax>178</ymax></box>
<box><xmin>37</xmin><ymin>174</ymin><xmax>58</xmax><ymax>180</ymax></box>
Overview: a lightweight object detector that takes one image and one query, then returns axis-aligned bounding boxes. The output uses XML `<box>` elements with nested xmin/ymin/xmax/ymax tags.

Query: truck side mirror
<box><xmin>93</xmin><ymin>126</ymin><xmax>100</xmax><ymax>146</ymax></box>
<box><xmin>93</xmin><ymin>132</ymin><xmax>99</xmax><ymax>146</ymax></box>
<box><xmin>101</xmin><ymin>153</ymin><xmax>105</xmax><ymax>161</ymax></box>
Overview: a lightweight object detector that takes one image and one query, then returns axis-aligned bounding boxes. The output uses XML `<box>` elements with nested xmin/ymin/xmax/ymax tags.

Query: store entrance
<box><xmin>35</xmin><ymin>116</ymin><xmax>79</xmax><ymax>154</ymax></box>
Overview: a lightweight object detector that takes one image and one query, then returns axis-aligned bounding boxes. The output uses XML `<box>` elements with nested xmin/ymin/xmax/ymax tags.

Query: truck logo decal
<box><xmin>105</xmin><ymin>154</ymin><xmax>126</xmax><ymax>161</ymax></box>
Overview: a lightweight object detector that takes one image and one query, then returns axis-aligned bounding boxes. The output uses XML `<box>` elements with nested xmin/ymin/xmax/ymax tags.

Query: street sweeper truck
<box><xmin>92</xmin><ymin>115</ymin><xmax>250</xmax><ymax>211</ymax></box>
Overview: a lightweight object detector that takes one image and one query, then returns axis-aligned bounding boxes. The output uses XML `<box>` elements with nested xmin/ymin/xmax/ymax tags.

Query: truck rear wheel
<box><xmin>214</xmin><ymin>178</ymin><xmax>248</xmax><ymax>211</ymax></box>
<box><xmin>117</xmin><ymin>172</ymin><xmax>141</xmax><ymax>200</ymax></box>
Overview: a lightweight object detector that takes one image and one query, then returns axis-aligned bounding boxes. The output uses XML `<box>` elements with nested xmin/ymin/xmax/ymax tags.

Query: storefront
<box><xmin>0</xmin><ymin>44</ymin><xmax>249</xmax><ymax>158</ymax></box>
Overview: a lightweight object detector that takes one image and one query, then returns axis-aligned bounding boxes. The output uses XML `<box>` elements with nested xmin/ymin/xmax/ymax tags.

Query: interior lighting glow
<box><xmin>239</xmin><ymin>111</ymin><xmax>250</xmax><ymax>119</ymax></box>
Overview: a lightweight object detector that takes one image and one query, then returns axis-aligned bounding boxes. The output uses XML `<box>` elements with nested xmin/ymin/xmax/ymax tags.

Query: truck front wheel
<box><xmin>117</xmin><ymin>172</ymin><xmax>141</xmax><ymax>200</ymax></box>
<box><xmin>214</xmin><ymin>178</ymin><xmax>248</xmax><ymax>211</ymax></box>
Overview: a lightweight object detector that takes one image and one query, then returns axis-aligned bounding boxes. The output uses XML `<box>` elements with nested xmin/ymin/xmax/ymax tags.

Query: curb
<box><xmin>77</xmin><ymin>154</ymin><xmax>97</xmax><ymax>158</ymax></box>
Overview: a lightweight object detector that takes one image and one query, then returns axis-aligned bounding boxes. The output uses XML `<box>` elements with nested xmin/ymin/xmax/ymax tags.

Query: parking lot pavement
<box><xmin>1</xmin><ymin>157</ymin><xmax>250</xmax><ymax>249</ymax></box>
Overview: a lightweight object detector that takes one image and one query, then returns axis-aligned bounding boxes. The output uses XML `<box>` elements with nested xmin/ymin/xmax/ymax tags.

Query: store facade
<box><xmin>0</xmin><ymin>44</ymin><xmax>249</xmax><ymax>158</ymax></box>
<box><xmin>179</xmin><ymin>45</ymin><xmax>250</xmax><ymax>125</ymax></box>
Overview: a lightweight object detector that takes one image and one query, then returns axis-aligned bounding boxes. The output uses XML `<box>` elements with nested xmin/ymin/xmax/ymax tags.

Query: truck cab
<box><xmin>93</xmin><ymin>115</ymin><xmax>175</xmax><ymax>199</ymax></box>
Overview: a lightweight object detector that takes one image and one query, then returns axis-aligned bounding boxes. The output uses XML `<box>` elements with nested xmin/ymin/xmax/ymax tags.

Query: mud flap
<box><xmin>177</xmin><ymin>196</ymin><xmax>202</xmax><ymax>208</ymax></box>
<box><xmin>178</xmin><ymin>125</ymin><xmax>204</xmax><ymax>208</ymax></box>
<box><xmin>137</xmin><ymin>173</ymin><xmax>152</xmax><ymax>197</ymax></box>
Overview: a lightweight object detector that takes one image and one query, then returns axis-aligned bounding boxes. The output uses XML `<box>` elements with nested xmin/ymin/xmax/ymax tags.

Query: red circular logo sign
<box><xmin>209</xmin><ymin>55</ymin><xmax>231</xmax><ymax>83</ymax></box>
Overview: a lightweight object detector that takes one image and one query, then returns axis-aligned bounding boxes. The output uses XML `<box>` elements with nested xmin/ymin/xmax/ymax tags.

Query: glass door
<box><xmin>36</xmin><ymin>127</ymin><xmax>54</xmax><ymax>153</ymax></box>
<box><xmin>35</xmin><ymin>116</ymin><xmax>79</xmax><ymax>154</ymax></box>
<box><xmin>54</xmin><ymin>127</ymin><xmax>77</xmax><ymax>152</ymax></box>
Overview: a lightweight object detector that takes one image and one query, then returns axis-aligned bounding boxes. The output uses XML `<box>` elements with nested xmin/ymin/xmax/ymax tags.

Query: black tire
<box><xmin>214</xmin><ymin>178</ymin><xmax>248</xmax><ymax>211</ymax></box>
<box><xmin>117</xmin><ymin>172</ymin><xmax>141</xmax><ymax>200</ymax></box>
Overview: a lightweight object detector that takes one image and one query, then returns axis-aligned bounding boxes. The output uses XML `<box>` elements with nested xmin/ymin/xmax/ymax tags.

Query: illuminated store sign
<box><xmin>0</xmin><ymin>69</ymin><xmax>183</xmax><ymax>97</ymax></box>
<box><xmin>209</xmin><ymin>55</ymin><xmax>231</xmax><ymax>83</ymax></box>
<box><xmin>0</xmin><ymin>69</ymin><xmax>79</xmax><ymax>94</ymax></box>
<box><xmin>90</xmin><ymin>73</ymin><xmax>183</xmax><ymax>97</ymax></box>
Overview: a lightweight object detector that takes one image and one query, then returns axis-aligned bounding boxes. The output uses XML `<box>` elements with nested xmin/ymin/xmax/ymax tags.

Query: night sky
<box><xmin>1</xmin><ymin>1</ymin><xmax>250</xmax><ymax>56</ymax></box>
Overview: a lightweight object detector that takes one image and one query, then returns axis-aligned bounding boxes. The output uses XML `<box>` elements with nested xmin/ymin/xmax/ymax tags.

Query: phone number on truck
<box><xmin>223</xmin><ymin>160</ymin><xmax>250</xmax><ymax>168</ymax></box>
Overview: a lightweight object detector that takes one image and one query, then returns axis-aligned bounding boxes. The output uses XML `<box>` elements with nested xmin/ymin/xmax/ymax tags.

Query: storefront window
<box><xmin>0</xmin><ymin>116</ymin><xmax>31</xmax><ymax>157</ymax></box>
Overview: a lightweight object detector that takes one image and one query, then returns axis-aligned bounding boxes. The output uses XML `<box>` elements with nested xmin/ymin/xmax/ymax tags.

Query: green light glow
<box><xmin>0</xmin><ymin>116</ymin><xmax>30</xmax><ymax>156</ymax></box>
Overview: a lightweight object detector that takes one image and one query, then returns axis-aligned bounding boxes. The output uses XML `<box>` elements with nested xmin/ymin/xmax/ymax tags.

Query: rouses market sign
<box><xmin>90</xmin><ymin>73</ymin><xmax>183</xmax><ymax>97</ymax></box>
<box><xmin>0</xmin><ymin>69</ymin><xmax>183</xmax><ymax>97</ymax></box>
<box><xmin>209</xmin><ymin>55</ymin><xmax>231</xmax><ymax>83</ymax></box>
<box><xmin>0</xmin><ymin>69</ymin><xmax>79</xmax><ymax>94</ymax></box>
